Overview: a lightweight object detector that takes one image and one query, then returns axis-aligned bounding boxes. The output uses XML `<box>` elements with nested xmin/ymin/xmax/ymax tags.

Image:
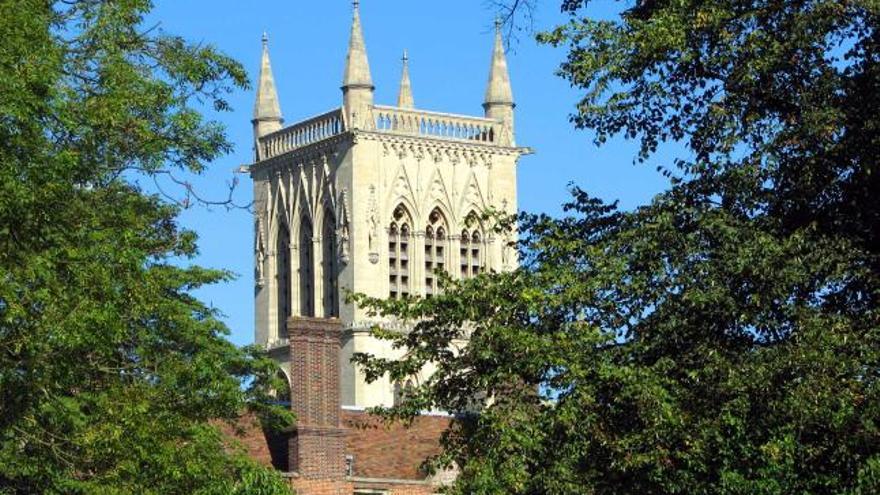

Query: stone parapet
<box><xmin>260</xmin><ymin>109</ymin><xmax>345</xmax><ymax>160</ymax></box>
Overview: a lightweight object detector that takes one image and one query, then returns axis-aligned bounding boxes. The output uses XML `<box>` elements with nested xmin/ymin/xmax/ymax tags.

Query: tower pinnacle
<box><xmin>253</xmin><ymin>32</ymin><xmax>283</xmax><ymax>160</ymax></box>
<box><xmin>342</xmin><ymin>0</ymin><xmax>373</xmax><ymax>90</ymax></box>
<box><xmin>397</xmin><ymin>50</ymin><xmax>414</xmax><ymax>109</ymax></box>
<box><xmin>484</xmin><ymin>20</ymin><xmax>514</xmax><ymax>108</ymax></box>
<box><xmin>342</xmin><ymin>0</ymin><xmax>374</xmax><ymax>127</ymax></box>
<box><xmin>483</xmin><ymin>19</ymin><xmax>515</xmax><ymax>144</ymax></box>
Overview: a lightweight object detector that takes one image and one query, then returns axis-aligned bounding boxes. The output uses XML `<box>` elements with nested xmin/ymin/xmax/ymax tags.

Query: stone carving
<box><xmin>255</xmin><ymin>216</ymin><xmax>267</xmax><ymax>287</ymax></box>
<box><xmin>338</xmin><ymin>188</ymin><xmax>351</xmax><ymax>264</ymax></box>
<box><xmin>367</xmin><ymin>185</ymin><xmax>379</xmax><ymax>264</ymax></box>
<box><xmin>459</xmin><ymin>172</ymin><xmax>487</xmax><ymax>218</ymax></box>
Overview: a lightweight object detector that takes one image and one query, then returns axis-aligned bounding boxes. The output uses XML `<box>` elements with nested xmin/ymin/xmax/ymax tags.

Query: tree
<box><xmin>0</xmin><ymin>1</ymin><xmax>291</xmax><ymax>493</ymax></box>
<box><xmin>353</xmin><ymin>1</ymin><xmax>880</xmax><ymax>493</ymax></box>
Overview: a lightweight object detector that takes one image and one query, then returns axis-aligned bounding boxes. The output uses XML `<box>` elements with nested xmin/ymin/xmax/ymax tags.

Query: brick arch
<box><xmin>275</xmin><ymin>368</ymin><xmax>292</xmax><ymax>404</ymax></box>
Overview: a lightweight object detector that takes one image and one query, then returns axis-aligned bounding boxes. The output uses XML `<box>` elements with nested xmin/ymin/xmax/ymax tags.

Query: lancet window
<box><xmin>388</xmin><ymin>205</ymin><xmax>412</xmax><ymax>299</ymax></box>
<box><xmin>322</xmin><ymin>210</ymin><xmax>339</xmax><ymax>317</ymax></box>
<box><xmin>424</xmin><ymin>208</ymin><xmax>448</xmax><ymax>296</ymax></box>
<box><xmin>393</xmin><ymin>379</ymin><xmax>416</xmax><ymax>407</ymax></box>
<box><xmin>276</xmin><ymin>223</ymin><xmax>291</xmax><ymax>338</ymax></box>
<box><xmin>393</xmin><ymin>382</ymin><xmax>402</xmax><ymax>406</ymax></box>
<box><xmin>299</xmin><ymin>218</ymin><xmax>314</xmax><ymax>317</ymax></box>
<box><xmin>460</xmin><ymin>225</ymin><xmax>484</xmax><ymax>279</ymax></box>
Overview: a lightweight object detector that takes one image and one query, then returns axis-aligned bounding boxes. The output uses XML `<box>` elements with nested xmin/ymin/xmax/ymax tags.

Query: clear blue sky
<box><xmin>148</xmin><ymin>0</ymin><xmax>673</xmax><ymax>347</ymax></box>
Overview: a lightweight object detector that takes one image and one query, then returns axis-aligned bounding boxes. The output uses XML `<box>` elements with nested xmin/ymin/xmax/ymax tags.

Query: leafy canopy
<box><xmin>354</xmin><ymin>1</ymin><xmax>880</xmax><ymax>494</ymax></box>
<box><xmin>0</xmin><ymin>1</ymin><xmax>290</xmax><ymax>493</ymax></box>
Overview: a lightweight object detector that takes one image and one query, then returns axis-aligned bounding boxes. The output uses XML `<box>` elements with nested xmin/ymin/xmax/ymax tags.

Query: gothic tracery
<box><xmin>388</xmin><ymin>205</ymin><xmax>412</xmax><ymax>299</ymax></box>
<box><xmin>250</xmin><ymin>3</ymin><xmax>522</xmax><ymax>412</ymax></box>
<box><xmin>424</xmin><ymin>208</ymin><xmax>448</xmax><ymax>296</ymax></box>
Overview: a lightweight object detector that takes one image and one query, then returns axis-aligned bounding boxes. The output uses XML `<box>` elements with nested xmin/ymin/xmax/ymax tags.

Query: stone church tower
<box><xmin>246</xmin><ymin>3</ymin><xmax>526</xmax><ymax>491</ymax></box>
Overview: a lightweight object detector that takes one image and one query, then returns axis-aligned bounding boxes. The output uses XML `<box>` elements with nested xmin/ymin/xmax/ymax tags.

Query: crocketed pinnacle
<box><xmin>342</xmin><ymin>0</ymin><xmax>374</xmax><ymax>90</ymax></box>
<box><xmin>483</xmin><ymin>19</ymin><xmax>514</xmax><ymax>107</ymax></box>
<box><xmin>396</xmin><ymin>50</ymin><xmax>414</xmax><ymax>108</ymax></box>
<box><xmin>253</xmin><ymin>32</ymin><xmax>282</xmax><ymax>122</ymax></box>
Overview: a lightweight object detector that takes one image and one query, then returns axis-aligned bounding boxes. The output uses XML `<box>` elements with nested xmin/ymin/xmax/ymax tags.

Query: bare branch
<box><xmin>485</xmin><ymin>0</ymin><xmax>539</xmax><ymax>49</ymax></box>
<box><xmin>148</xmin><ymin>168</ymin><xmax>253</xmax><ymax>212</ymax></box>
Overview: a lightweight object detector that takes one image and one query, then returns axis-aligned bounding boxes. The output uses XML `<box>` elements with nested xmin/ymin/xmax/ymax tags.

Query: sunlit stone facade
<box><xmin>248</xmin><ymin>4</ymin><xmax>526</xmax><ymax>410</ymax></box>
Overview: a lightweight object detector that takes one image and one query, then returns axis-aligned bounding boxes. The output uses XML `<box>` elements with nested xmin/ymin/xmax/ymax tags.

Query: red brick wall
<box><xmin>288</xmin><ymin>317</ymin><xmax>347</xmax><ymax>479</ymax></box>
<box><xmin>217</xmin><ymin>416</ymin><xmax>443</xmax><ymax>495</ymax></box>
<box><xmin>349</xmin><ymin>480</ymin><xmax>438</xmax><ymax>495</ymax></box>
<box><xmin>290</xmin><ymin>478</ymin><xmax>353</xmax><ymax>495</ymax></box>
<box><xmin>288</xmin><ymin>477</ymin><xmax>439</xmax><ymax>495</ymax></box>
<box><xmin>214</xmin><ymin>413</ymin><xmax>286</xmax><ymax>469</ymax></box>
<box><xmin>387</xmin><ymin>486</ymin><xmax>436</xmax><ymax>495</ymax></box>
<box><xmin>225</xmin><ymin>315</ymin><xmax>456</xmax><ymax>494</ymax></box>
<box><xmin>343</xmin><ymin>410</ymin><xmax>450</xmax><ymax>480</ymax></box>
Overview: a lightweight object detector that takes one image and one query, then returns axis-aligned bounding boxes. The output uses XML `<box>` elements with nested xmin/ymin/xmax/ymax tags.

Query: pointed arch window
<box><xmin>276</xmin><ymin>223</ymin><xmax>291</xmax><ymax>338</ymax></box>
<box><xmin>460</xmin><ymin>224</ymin><xmax>484</xmax><ymax>279</ymax></box>
<box><xmin>424</xmin><ymin>208</ymin><xmax>448</xmax><ymax>296</ymax></box>
<box><xmin>388</xmin><ymin>205</ymin><xmax>412</xmax><ymax>299</ymax></box>
<box><xmin>322</xmin><ymin>210</ymin><xmax>339</xmax><ymax>317</ymax></box>
<box><xmin>393</xmin><ymin>381</ymin><xmax>402</xmax><ymax>406</ymax></box>
<box><xmin>393</xmin><ymin>378</ymin><xmax>416</xmax><ymax>407</ymax></box>
<box><xmin>299</xmin><ymin>218</ymin><xmax>314</xmax><ymax>317</ymax></box>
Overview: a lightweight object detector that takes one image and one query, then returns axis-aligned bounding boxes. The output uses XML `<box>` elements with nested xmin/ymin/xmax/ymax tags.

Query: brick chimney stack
<box><xmin>288</xmin><ymin>317</ymin><xmax>346</xmax><ymax>479</ymax></box>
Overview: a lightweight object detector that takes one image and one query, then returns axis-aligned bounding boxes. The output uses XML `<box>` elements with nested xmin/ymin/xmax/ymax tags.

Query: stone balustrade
<box><xmin>259</xmin><ymin>109</ymin><xmax>345</xmax><ymax>160</ymax></box>
<box><xmin>372</xmin><ymin>105</ymin><xmax>501</xmax><ymax>144</ymax></box>
<box><xmin>259</xmin><ymin>106</ymin><xmax>508</xmax><ymax>161</ymax></box>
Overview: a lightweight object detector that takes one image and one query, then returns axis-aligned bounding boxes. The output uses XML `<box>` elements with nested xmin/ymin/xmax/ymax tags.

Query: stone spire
<box><xmin>253</xmin><ymin>33</ymin><xmax>283</xmax><ymax>160</ymax></box>
<box><xmin>483</xmin><ymin>19</ymin><xmax>515</xmax><ymax>143</ymax></box>
<box><xmin>342</xmin><ymin>0</ymin><xmax>374</xmax><ymax>126</ymax></box>
<box><xmin>396</xmin><ymin>50</ymin><xmax>414</xmax><ymax>109</ymax></box>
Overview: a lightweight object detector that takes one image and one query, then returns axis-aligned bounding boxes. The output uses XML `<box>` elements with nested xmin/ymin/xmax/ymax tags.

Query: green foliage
<box><xmin>0</xmin><ymin>1</ymin><xmax>291</xmax><ymax>493</ymax></box>
<box><xmin>353</xmin><ymin>1</ymin><xmax>880</xmax><ymax>493</ymax></box>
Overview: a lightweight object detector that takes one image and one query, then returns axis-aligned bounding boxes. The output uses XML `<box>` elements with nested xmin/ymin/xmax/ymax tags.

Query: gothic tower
<box><xmin>250</xmin><ymin>3</ymin><xmax>527</xmax><ymax>410</ymax></box>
